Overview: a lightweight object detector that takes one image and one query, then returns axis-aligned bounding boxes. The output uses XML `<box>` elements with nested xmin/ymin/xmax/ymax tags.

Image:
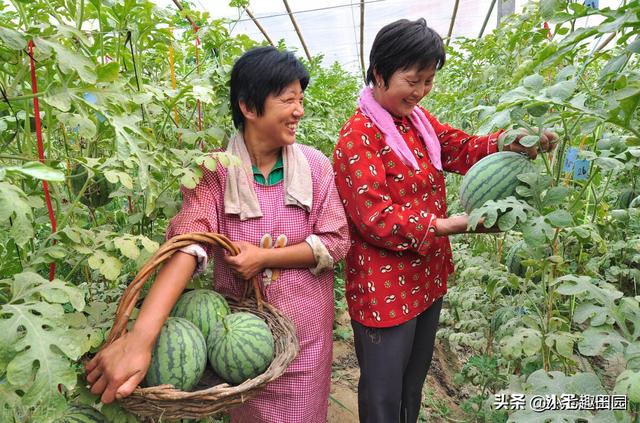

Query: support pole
<box><xmin>245</xmin><ymin>7</ymin><xmax>275</xmax><ymax>46</ymax></box>
<box><xmin>171</xmin><ymin>0</ymin><xmax>199</xmax><ymax>32</ymax></box>
<box><xmin>283</xmin><ymin>0</ymin><xmax>312</xmax><ymax>61</ymax></box>
<box><xmin>359</xmin><ymin>0</ymin><xmax>366</xmax><ymax>81</ymax></box>
<box><xmin>446</xmin><ymin>0</ymin><xmax>461</xmax><ymax>46</ymax></box>
<box><xmin>497</xmin><ymin>0</ymin><xmax>516</xmax><ymax>25</ymax></box>
<box><xmin>479</xmin><ymin>0</ymin><xmax>497</xmax><ymax>38</ymax></box>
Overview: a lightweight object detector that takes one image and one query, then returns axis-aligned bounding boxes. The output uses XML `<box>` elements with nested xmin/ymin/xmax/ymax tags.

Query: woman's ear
<box><xmin>239</xmin><ymin>100</ymin><xmax>256</xmax><ymax>122</ymax></box>
<box><xmin>372</xmin><ymin>69</ymin><xmax>384</xmax><ymax>88</ymax></box>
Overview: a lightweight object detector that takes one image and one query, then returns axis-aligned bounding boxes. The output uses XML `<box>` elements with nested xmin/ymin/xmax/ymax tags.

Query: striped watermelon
<box><xmin>505</xmin><ymin>240</ymin><xmax>526</xmax><ymax>277</ymax></box>
<box><xmin>170</xmin><ymin>289</ymin><xmax>230</xmax><ymax>343</ymax></box>
<box><xmin>459</xmin><ymin>151</ymin><xmax>536</xmax><ymax>214</ymax></box>
<box><xmin>59</xmin><ymin>405</ymin><xmax>106</xmax><ymax>423</ymax></box>
<box><xmin>615</xmin><ymin>189</ymin><xmax>639</xmax><ymax>209</ymax></box>
<box><xmin>145</xmin><ymin>317</ymin><xmax>206</xmax><ymax>391</ymax></box>
<box><xmin>505</xmin><ymin>241</ymin><xmax>550</xmax><ymax>281</ymax></box>
<box><xmin>207</xmin><ymin>312</ymin><xmax>275</xmax><ymax>385</ymax></box>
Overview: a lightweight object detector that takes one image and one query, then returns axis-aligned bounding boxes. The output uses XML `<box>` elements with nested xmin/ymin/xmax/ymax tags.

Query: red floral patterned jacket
<box><xmin>333</xmin><ymin>106</ymin><xmax>501</xmax><ymax>327</ymax></box>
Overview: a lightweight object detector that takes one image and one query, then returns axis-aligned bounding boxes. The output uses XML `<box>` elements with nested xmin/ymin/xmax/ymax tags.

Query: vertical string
<box><xmin>28</xmin><ymin>40</ymin><xmax>57</xmax><ymax>281</ymax></box>
<box><xmin>195</xmin><ymin>35</ymin><xmax>203</xmax><ymax>135</ymax></box>
<box><xmin>169</xmin><ymin>28</ymin><xmax>182</xmax><ymax>145</ymax></box>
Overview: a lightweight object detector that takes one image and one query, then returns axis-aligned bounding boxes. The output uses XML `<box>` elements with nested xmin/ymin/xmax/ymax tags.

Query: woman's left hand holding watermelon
<box><xmin>500</xmin><ymin>127</ymin><xmax>559</xmax><ymax>159</ymax></box>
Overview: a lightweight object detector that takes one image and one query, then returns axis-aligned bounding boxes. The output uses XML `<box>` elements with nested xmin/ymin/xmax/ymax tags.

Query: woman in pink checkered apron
<box><xmin>86</xmin><ymin>47</ymin><xmax>350</xmax><ymax>423</ymax></box>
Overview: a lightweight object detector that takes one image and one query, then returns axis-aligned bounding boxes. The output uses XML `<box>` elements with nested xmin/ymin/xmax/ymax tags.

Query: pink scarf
<box><xmin>357</xmin><ymin>86</ymin><xmax>442</xmax><ymax>171</ymax></box>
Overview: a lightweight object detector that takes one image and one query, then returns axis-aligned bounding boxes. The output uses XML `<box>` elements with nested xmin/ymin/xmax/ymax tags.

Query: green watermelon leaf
<box><xmin>88</xmin><ymin>251</ymin><xmax>122</xmax><ymax>281</ymax></box>
<box><xmin>96</xmin><ymin>62</ymin><xmax>120</xmax><ymax>82</ymax></box>
<box><xmin>594</xmin><ymin>157</ymin><xmax>624</xmax><ymax>170</ymax></box>
<box><xmin>523</xmin><ymin>74</ymin><xmax>544</xmax><ymax>90</ymax></box>
<box><xmin>500</xmin><ymin>327</ymin><xmax>542</xmax><ymax>359</ymax></box>
<box><xmin>101</xmin><ymin>403</ymin><xmax>140</xmax><ymax>423</ymax></box>
<box><xmin>518</xmin><ymin>135</ymin><xmax>540</xmax><ymax>148</ymax></box>
<box><xmin>3</xmin><ymin>162</ymin><xmax>66</xmax><ymax>182</ymax></box>
<box><xmin>0</xmin><ymin>182</ymin><xmax>34</xmax><ymax>247</ymax></box>
<box><xmin>614</xmin><ymin>370</ymin><xmax>640</xmax><ymax>403</ymax></box>
<box><xmin>545</xmin><ymin>209</ymin><xmax>574</xmax><ymax>228</ymax></box>
<box><xmin>543</xmin><ymin>186</ymin><xmax>570</xmax><ymax>206</ymax></box>
<box><xmin>540</xmin><ymin>0</ymin><xmax>565</xmax><ymax>20</ymax></box>
<box><xmin>0</xmin><ymin>272</ymin><xmax>88</xmax><ymax>410</ymax></box>
<box><xmin>43</xmin><ymin>86</ymin><xmax>74</xmax><ymax>112</ymax></box>
<box><xmin>0</xmin><ymin>27</ymin><xmax>27</xmax><ymax>50</ymax></box>
<box><xmin>578</xmin><ymin>326</ymin><xmax>629</xmax><ymax>357</ymax></box>
<box><xmin>522</xmin><ymin>216</ymin><xmax>554</xmax><ymax>246</ymax></box>
<box><xmin>114</xmin><ymin>236</ymin><xmax>140</xmax><ymax>260</ymax></box>
<box><xmin>57</xmin><ymin>112</ymin><xmax>97</xmax><ymax>138</ymax></box>
<box><xmin>545</xmin><ymin>331</ymin><xmax>579</xmax><ymax>358</ymax></box>
<box><xmin>545</xmin><ymin>80</ymin><xmax>577</xmax><ymax>100</ymax></box>
<box><xmin>468</xmin><ymin>197</ymin><xmax>533</xmax><ymax>231</ymax></box>
<box><xmin>35</xmin><ymin>39</ymin><xmax>96</xmax><ymax>84</ymax></box>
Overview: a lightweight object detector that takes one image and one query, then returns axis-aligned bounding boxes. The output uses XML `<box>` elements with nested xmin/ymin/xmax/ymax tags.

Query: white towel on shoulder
<box><xmin>224</xmin><ymin>132</ymin><xmax>313</xmax><ymax>220</ymax></box>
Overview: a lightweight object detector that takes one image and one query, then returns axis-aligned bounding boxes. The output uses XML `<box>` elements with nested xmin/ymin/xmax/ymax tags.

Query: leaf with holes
<box><xmin>500</xmin><ymin>327</ymin><xmax>542</xmax><ymax>359</ymax></box>
<box><xmin>614</xmin><ymin>370</ymin><xmax>640</xmax><ymax>403</ymax></box>
<box><xmin>0</xmin><ymin>272</ymin><xmax>87</xmax><ymax>412</ymax></box>
<box><xmin>467</xmin><ymin>197</ymin><xmax>533</xmax><ymax>231</ymax></box>
<box><xmin>521</xmin><ymin>216</ymin><xmax>554</xmax><ymax>246</ymax></box>
<box><xmin>578</xmin><ymin>326</ymin><xmax>629</xmax><ymax>357</ymax></box>
<box><xmin>0</xmin><ymin>182</ymin><xmax>34</xmax><ymax>247</ymax></box>
<box><xmin>35</xmin><ymin>39</ymin><xmax>96</xmax><ymax>84</ymax></box>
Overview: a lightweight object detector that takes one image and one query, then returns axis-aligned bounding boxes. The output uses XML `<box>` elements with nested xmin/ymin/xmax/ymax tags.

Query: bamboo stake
<box><xmin>359</xmin><ymin>0</ymin><xmax>366</xmax><ymax>81</ymax></box>
<box><xmin>282</xmin><ymin>0</ymin><xmax>312</xmax><ymax>61</ymax></box>
<box><xmin>479</xmin><ymin>0</ymin><xmax>497</xmax><ymax>38</ymax></box>
<box><xmin>171</xmin><ymin>0</ymin><xmax>199</xmax><ymax>32</ymax></box>
<box><xmin>245</xmin><ymin>7</ymin><xmax>275</xmax><ymax>46</ymax></box>
<box><xmin>446</xmin><ymin>0</ymin><xmax>461</xmax><ymax>46</ymax></box>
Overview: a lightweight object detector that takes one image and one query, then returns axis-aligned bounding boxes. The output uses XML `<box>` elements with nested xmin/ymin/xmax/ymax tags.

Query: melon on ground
<box><xmin>144</xmin><ymin>317</ymin><xmax>207</xmax><ymax>391</ymax></box>
<box><xmin>615</xmin><ymin>189</ymin><xmax>639</xmax><ymax>209</ymax></box>
<box><xmin>504</xmin><ymin>240</ymin><xmax>551</xmax><ymax>281</ymax></box>
<box><xmin>59</xmin><ymin>405</ymin><xmax>106</xmax><ymax>423</ymax></box>
<box><xmin>207</xmin><ymin>312</ymin><xmax>275</xmax><ymax>385</ymax></box>
<box><xmin>459</xmin><ymin>151</ymin><xmax>536</xmax><ymax>214</ymax></box>
<box><xmin>170</xmin><ymin>289</ymin><xmax>230</xmax><ymax>343</ymax></box>
<box><xmin>505</xmin><ymin>240</ymin><xmax>526</xmax><ymax>277</ymax></box>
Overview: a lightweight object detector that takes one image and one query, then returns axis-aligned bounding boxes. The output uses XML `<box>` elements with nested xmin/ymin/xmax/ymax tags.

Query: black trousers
<box><xmin>351</xmin><ymin>297</ymin><xmax>443</xmax><ymax>423</ymax></box>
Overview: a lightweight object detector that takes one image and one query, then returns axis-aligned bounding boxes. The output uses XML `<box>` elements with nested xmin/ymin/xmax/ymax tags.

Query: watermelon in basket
<box><xmin>89</xmin><ymin>233</ymin><xmax>298</xmax><ymax>421</ymax></box>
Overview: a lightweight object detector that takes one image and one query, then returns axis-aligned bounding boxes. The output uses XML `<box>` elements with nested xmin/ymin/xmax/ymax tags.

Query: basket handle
<box><xmin>104</xmin><ymin>232</ymin><xmax>264</xmax><ymax>347</ymax></box>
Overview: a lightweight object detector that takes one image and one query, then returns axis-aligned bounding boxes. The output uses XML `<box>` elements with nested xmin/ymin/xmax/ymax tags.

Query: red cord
<box><xmin>28</xmin><ymin>40</ymin><xmax>57</xmax><ymax>281</ymax></box>
<box><xmin>195</xmin><ymin>36</ymin><xmax>203</xmax><ymax>133</ymax></box>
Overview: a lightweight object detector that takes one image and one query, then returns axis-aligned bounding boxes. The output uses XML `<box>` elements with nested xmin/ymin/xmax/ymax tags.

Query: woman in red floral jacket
<box><xmin>333</xmin><ymin>18</ymin><xmax>556</xmax><ymax>423</ymax></box>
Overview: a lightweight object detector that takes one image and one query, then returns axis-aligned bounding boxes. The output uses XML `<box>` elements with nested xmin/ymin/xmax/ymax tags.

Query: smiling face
<box><xmin>244</xmin><ymin>80</ymin><xmax>304</xmax><ymax>147</ymax></box>
<box><xmin>373</xmin><ymin>64</ymin><xmax>436</xmax><ymax>118</ymax></box>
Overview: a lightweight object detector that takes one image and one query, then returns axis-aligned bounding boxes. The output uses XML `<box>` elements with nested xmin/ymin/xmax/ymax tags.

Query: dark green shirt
<box><xmin>251</xmin><ymin>153</ymin><xmax>284</xmax><ymax>186</ymax></box>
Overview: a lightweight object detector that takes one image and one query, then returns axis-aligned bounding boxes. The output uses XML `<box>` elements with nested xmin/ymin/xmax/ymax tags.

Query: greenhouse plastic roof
<box><xmin>155</xmin><ymin>0</ymin><xmax>621</xmax><ymax>74</ymax></box>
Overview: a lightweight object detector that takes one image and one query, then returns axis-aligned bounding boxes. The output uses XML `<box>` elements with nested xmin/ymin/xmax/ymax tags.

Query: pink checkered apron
<box><xmin>167</xmin><ymin>145</ymin><xmax>350</xmax><ymax>423</ymax></box>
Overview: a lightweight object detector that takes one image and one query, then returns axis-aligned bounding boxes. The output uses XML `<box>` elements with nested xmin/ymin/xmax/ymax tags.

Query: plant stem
<box><xmin>76</xmin><ymin>0</ymin><xmax>85</xmax><ymax>30</ymax></box>
<box><xmin>570</xmin><ymin>166</ymin><xmax>598</xmax><ymax>210</ymax></box>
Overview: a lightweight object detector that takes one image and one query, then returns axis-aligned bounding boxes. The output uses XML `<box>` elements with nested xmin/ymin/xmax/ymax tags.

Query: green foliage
<box><xmin>1</xmin><ymin>0</ymin><xmax>639</xmax><ymax>419</ymax></box>
<box><xmin>0</xmin><ymin>272</ymin><xmax>97</xmax><ymax>419</ymax></box>
<box><xmin>0</xmin><ymin>0</ymin><xmax>356</xmax><ymax>417</ymax></box>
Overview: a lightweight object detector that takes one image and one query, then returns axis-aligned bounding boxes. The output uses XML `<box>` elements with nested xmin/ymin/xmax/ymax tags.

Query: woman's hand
<box><xmin>434</xmin><ymin>215</ymin><xmax>468</xmax><ymax>236</ymax></box>
<box><xmin>85</xmin><ymin>252</ymin><xmax>197</xmax><ymax>404</ymax></box>
<box><xmin>224</xmin><ymin>241</ymin><xmax>267</xmax><ymax>280</ymax></box>
<box><xmin>501</xmin><ymin>128</ymin><xmax>558</xmax><ymax>159</ymax></box>
<box><xmin>435</xmin><ymin>215</ymin><xmax>501</xmax><ymax>236</ymax></box>
<box><xmin>85</xmin><ymin>330</ymin><xmax>153</xmax><ymax>404</ymax></box>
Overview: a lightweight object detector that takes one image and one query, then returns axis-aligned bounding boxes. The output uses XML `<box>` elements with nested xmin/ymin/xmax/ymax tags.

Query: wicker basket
<box><xmin>97</xmin><ymin>233</ymin><xmax>299</xmax><ymax>421</ymax></box>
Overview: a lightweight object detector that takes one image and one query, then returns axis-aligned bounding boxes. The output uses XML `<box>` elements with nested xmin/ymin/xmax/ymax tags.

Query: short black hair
<box><xmin>230</xmin><ymin>47</ymin><xmax>310</xmax><ymax>129</ymax></box>
<box><xmin>366</xmin><ymin>18</ymin><xmax>446</xmax><ymax>87</ymax></box>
